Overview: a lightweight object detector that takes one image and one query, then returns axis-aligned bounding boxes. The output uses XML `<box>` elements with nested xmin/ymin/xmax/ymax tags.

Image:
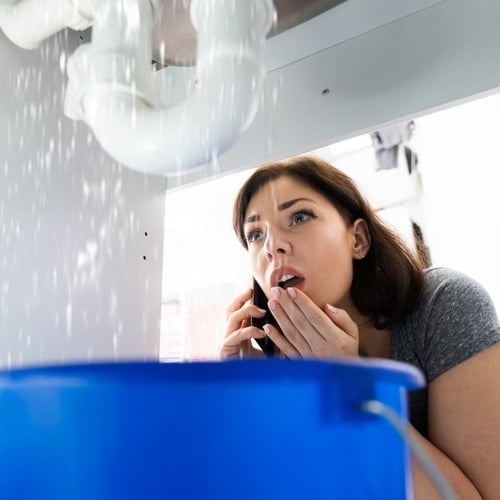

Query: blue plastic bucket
<box><xmin>0</xmin><ymin>358</ymin><xmax>423</xmax><ymax>499</ymax></box>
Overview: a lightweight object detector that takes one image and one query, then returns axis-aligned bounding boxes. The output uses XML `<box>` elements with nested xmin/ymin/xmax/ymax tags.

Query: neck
<box><xmin>357</xmin><ymin>322</ymin><xmax>391</xmax><ymax>359</ymax></box>
<box><xmin>340</xmin><ymin>299</ymin><xmax>391</xmax><ymax>359</ymax></box>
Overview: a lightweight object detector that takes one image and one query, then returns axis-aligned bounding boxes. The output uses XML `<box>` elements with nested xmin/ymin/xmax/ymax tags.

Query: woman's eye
<box><xmin>291</xmin><ymin>210</ymin><xmax>314</xmax><ymax>226</ymax></box>
<box><xmin>245</xmin><ymin>229</ymin><xmax>265</xmax><ymax>244</ymax></box>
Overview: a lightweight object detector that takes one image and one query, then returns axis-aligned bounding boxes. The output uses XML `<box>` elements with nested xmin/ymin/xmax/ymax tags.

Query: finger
<box><xmin>263</xmin><ymin>323</ymin><xmax>301</xmax><ymax>358</ymax></box>
<box><xmin>240</xmin><ymin>339</ymin><xmax>266</xmax><ymax>359</ymax></box>
<box><xmin>225</xmin><ymin>304</ymin><xmax>266</xmax><ymax>337</ymax></box>
<box><xmin>269</xmin><ymin>301</ymin><xmax>314</xmax><ymax>355</ymax></box>
<box><xmin>220</xmin><ymin>325</ymin><xmax>266</xmax><ymax>359</ymax></box>
<box><xmin>225</xmin><ymin>301</ymin><xmax>266</xmax><ymax>340</ymax></box>
<box><xmin>323</xmin><ymin>304</ymin><xmax>359</xmax><ymax>340</ymax></box>
<box><xmin>225</xmin><ymin>288</ymin><xmax>253</xmax><ymax>320</ymax></box>
<box><xmin>268</xmin><ymin>288</ymin><xmax>316</xmax><ymax>354</ymax></box>
<box><xmin>278</xmin><ymin>287</ymin><xmax>361</xmax><ymax>358</ymax></box>
<box><xmin>284</xmin><ymin>287</ymin><xmax>358</xmax><ymax>342</ymax></box>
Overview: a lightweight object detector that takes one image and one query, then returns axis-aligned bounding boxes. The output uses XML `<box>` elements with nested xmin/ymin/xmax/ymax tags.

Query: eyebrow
<box><xmin>244</xmin><ymin>197</ymin><xmax>314</xmax><ymax>224</ymax></box>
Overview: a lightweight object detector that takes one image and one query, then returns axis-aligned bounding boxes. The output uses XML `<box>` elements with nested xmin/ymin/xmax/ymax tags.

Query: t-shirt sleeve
<box><xmin>422</xmin><ymin>268</ymin><xmax>500</xmax><ymax>383</ymax></box>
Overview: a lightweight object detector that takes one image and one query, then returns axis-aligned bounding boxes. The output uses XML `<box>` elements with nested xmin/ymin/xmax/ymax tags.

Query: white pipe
<box><xmin>65</xmin><ymin>0</ymin><xmax>275</xmax><ymax>176</ymax></box>
<box><xmin>65</xmin><ymin>0</ymin><xmax>159</xmax><ymax>120</ymax></box>
<box><xmin>0</xmin><ymin>0</ymin><xmax>98</xmax><ymax>49</ymax></box>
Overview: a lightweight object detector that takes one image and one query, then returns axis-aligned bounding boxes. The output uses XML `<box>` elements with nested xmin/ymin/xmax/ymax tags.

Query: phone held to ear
<box><xmin>251</xmin><ymin>279</ymin><xmax>278</xmax><ymax>357</ymax></box>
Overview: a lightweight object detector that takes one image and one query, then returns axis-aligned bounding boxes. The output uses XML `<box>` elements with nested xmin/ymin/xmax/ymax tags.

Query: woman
<box><xmin>221</xmin><ymin>155</ymin><xmax>500</xmax><ymax>499</ymax></box>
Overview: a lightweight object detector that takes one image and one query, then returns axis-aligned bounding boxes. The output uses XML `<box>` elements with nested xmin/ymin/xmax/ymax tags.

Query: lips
<box><xmin>270</xmin><ymin>267</ymin><xmax>305</xmax><ymax>289</ymax></box>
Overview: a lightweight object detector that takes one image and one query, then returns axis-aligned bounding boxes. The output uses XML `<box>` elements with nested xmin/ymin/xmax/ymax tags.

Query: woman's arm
<box><xmin>412</xmin><ymin>342</ymin><xmax>500</xmax><ymax>499</ymax></box>
<box><xmin>409</xmin><ymin>426</ymin><xmax>480</xmax><ymax>498</ymax></box>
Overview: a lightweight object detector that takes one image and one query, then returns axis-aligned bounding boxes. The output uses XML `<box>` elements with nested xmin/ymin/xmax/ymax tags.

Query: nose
<box><xmin>263</xmin><ymin>227</ymin><xmax>291</xmax><ymax>260</ymax></box>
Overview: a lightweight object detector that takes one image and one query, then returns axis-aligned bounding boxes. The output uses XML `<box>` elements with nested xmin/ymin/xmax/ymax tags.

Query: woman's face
<box><xmin>243</xmin><ymin>175</ymin><xmax>369</xmax><ymax>311</ymax></box>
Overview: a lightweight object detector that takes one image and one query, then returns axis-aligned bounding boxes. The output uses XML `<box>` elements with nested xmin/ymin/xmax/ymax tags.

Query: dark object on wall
<box><xmin>405</xmin><ymin>146</ymin><xmax>419</xmax><ymax>175</ymax></box>
<box><xmin>412</xmin><ymin>220</ymin><xmax>432</xmax><ymax>268</ymax></box>
<box><xmin>371</xmin><ymin>121</ymin><xmax>415</xmax><ymax>171</ymax></box>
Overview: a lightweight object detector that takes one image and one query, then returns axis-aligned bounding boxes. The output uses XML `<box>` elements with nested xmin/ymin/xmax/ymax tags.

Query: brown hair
<box><xmin>233</xmin><ymin>155</ymin><xmax>425</xmax><ymax>329</ymax></box>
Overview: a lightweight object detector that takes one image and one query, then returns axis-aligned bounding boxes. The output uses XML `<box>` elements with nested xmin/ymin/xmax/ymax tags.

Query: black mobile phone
<box><xmin>251</xmin><ymin>279</ymin><xmax>278</xmax><ymax>357</ymax></box>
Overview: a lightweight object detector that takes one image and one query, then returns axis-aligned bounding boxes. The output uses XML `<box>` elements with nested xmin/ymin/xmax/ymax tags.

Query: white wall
<box><xmin>161</xmin><ymin>171</ymin><xmax>250</xmax><ymax>360</ymax></box>
<box><xmin>0</xmin><ymin>30</ymin><xmax>166</xmax><ymax>368</ymax></box>
<box><xmin>413</xmin><ymin>92</ymin><xmax>500</xmax><ymax>309</ymax></box>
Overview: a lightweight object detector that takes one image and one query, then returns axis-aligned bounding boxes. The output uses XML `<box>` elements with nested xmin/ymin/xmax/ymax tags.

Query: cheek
<box><xmin>248</xmin><ymin>247</ymin><xmax>265</xmax><ymax>275</ymax></box>
<box><xmin>309</xmin><ymin>265</ymin><xmax>354</xmax><ymax>308</ymax></box>
<box><xmin>312</xmin><ymin>229</ymin><xmax>354</xmax><ymax>263</ymax></box>
<box><xmin>307</xmin><ymin>239</ymin><xmax>354</xmax><ymax>302</ymax></box>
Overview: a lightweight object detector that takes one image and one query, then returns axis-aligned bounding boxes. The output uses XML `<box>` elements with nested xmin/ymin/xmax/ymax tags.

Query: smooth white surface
<box><xmin>0</xmin><ymin>0</ymin><xmax>93</xmax><ymax>49</ymax></box>
<box><xmin>413</xmin><ymin>93</ymin><xmax>500</xmax><ymax>308</ymax></box>
<box><xmin>263</xmin><ymin>0</ymin><xmax>444</xmax><ymax>72</ymax></box>
<box><xmin>0</xmin><ymin>29</ymin><xmax>165</xmax><ymax>368</ymax></box>
<box><xmin>166</xmin><ymin>0</ymin><xmax>500</xmax><ymax>189</ymax></box>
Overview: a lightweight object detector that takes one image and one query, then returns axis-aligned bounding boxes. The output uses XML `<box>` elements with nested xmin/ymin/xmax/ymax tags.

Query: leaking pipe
<box><xmin>0</xmin><ymin>0</ymin><xmax>98</xmax><ymax>49</ymax></box>
<box><xmin>64</xmin><ymin>0</ymin><xmax>275</xmax><ymax>176</ymax></box>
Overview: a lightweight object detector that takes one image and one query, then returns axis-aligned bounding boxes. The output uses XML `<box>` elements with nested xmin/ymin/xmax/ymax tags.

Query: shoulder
<box><xmin>416</xmin><ymin>266</ymin><xmax>500</xmax><ymax>379</ymax></box>
<box><xmin>421</xmin><ymin>266</ymin><xmax>499</xmax><ymax>336</ymax></box>
<box><xmin>424</xmin><ymin>265</ymin><xmax>480</xmax><ymax>291</ymax></box>
<box><xmin>422</xmin><ymin>266</ymin><xmax>495</xmax><ymax>314</ymax></box>
<box><xmin>394</xmin><ymin>267</ymin><xmax>500</xmax><ymax>436</ymax></box>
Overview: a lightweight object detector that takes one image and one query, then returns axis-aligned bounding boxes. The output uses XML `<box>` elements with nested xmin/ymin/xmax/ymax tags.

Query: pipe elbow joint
<box><xmin>79</xmin><ymin>0</ymin><xmax>275</xmax><ymax>176</ymax></box>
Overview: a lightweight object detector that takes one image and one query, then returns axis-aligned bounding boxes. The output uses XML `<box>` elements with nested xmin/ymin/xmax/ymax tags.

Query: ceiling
<box><xmin>151</xmin><ymin>0</ymin><xmax>445</xmax><ymax>74</ymax></box>
<box><xmin>161</xmin><ymin>0</ymin><xmax>500</xmax><ymax>188</ymax></box>
<box><xmin>151</xmin><ymin>0</ymin><xmax>346</xmax><ymax>67</ymax></box>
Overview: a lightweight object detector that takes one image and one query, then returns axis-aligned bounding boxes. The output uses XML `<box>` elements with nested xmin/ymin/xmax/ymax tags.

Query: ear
<box><xmin>352</xmin><ymin>218</ymin><xmax>371</xmax><ymax>259</ymax></box>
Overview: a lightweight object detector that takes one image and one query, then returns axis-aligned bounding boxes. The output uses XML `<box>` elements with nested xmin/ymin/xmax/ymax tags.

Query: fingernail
<box><xmin>327</xmin><ymin>304</ymin><xmax>337</xmax><ymax>314</ymax></box>
<box><xmin>271</xmin><ymin>287</ymin><xmax>281</xmax><ymax>298</ymax></box>
<box><xmin>287</xmin><ymin>287</ymin><xmax>297</xmax><ymax>298</ymax></box>
<box><xmin>263</xmin><ymin>325</ymin><xmax>270</xmax><ymax>335</ymax></box>
<box><xmin>268</xmin><ymin>300</ymin><xmax>277</xmax><ymax>311</ymax></box>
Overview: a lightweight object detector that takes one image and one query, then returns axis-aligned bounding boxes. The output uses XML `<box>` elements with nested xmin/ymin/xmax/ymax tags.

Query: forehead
<box><xmin>246</xmin><ymin>176</ymin><xmax>323</xmax><ymax>213</ymax></box>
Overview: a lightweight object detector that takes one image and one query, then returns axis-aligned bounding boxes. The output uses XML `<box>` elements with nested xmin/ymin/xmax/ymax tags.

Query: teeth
<box><xmin>278</xmin><ymin>273</ymin><xmax>295</xmax><ymax>285</ymax></box>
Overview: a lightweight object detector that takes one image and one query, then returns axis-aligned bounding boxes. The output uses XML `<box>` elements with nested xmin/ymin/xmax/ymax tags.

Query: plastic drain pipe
<box><xmin>65</xmin><ymin>0</ymin><xmax>275</xmax><ymax>176</ymax></box>
<box><xmin>0</xmin><ymin>0</ymin><xmax>98</xmax><ymax>49</ymax></box>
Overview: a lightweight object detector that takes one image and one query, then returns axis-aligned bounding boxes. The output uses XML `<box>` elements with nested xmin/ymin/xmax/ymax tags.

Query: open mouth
<box><xmin>277</xmin><ymin>274</ymin><xmax>304</xmax><ymax>289</ymax></box>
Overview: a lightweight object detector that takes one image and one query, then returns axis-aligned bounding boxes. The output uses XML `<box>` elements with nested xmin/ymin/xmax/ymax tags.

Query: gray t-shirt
<box><xmin>391</xmin><ymin>267</ymin><xmax>500</xmax><ymax>436</ymax></box>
